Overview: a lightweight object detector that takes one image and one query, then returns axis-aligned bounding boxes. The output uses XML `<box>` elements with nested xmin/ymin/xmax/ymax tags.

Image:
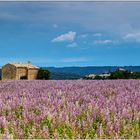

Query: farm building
<box><xmin>2</xmin><ymin>63</ymin><xmax>39</xmax><ymax>80</ymax></box>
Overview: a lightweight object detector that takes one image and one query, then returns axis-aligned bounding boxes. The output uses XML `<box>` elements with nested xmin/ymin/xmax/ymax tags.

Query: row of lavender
<box><xmin>0</xmin><ymin>80</ymin><xmax>140</xmax><ymax>138</ymax></box>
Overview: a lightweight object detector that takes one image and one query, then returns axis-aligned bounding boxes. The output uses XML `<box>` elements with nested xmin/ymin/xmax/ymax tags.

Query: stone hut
<box><xmin>2</xmin><ymin>63</ymin><xmax>39</xmax><ymax>80</ymax></box>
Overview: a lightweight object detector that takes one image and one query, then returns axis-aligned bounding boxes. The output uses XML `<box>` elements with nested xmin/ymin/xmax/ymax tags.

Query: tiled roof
<box><xmin>10</xmin><ymin>63</ymin><xmax>39</xmax><ymax>69</ymax></box>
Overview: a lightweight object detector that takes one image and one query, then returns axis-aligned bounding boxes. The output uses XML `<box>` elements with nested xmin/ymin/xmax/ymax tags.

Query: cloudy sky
<box><xmin>0</xmin><ymin>2</ymin><xmax>140</xmax><ymax>67</ymax></box>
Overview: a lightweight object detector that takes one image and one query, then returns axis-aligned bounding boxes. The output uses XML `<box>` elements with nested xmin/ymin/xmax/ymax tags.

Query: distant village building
<box><xmin>99</xmin><ymin>73</ymin><xmax>111</xmax><ymax>78</ymax></box>
<box><xmin>83</xmin><ymin>74</ymin><xmax>96</xmax><ymax>79</ymax></box>
<box><xmin>86</xmin><ymin>74</ymin><xmax>96</xmax><ymax>79</ymax></box>
<box><xmin>2</xmin><ymin>63</ymin><xmax>39</xmax><ymax>80</ymax></box>
<box><xmin>118</xmin><ymin>68</ymin><xmax>126</xmax><ymax>72</ymax></box>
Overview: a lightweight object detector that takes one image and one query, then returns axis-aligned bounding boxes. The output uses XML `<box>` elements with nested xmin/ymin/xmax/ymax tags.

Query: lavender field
<box><xmin>0</xmin><ymin>80</ymin><xmax>140</xmax><ymax>139</ymax></box>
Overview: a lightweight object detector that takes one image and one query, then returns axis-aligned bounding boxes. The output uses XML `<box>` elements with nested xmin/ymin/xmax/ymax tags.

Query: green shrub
<box><xmin>37</xmin><ymin>68</ymin><xmax>50</xmax><ymax>80</ymax></box>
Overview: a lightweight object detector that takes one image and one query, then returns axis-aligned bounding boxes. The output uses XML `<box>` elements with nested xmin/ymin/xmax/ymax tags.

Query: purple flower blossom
<box><xmin>0</xmin><ymin>80</ymin><xmax>139</xmax><ymax>138</ymax></box>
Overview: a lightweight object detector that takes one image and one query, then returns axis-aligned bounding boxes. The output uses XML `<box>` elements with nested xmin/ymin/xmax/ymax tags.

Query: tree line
<box><xmin>83</xmin><ymin>70</ymin><xmax>140</xmax><ymax>80</ymax></box>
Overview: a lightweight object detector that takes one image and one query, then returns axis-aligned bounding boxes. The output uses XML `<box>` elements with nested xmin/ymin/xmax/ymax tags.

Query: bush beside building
<box><xmin>37</xmin><ymin>68</ymin><xmax>50</xmax><ymax>80</ymax></box>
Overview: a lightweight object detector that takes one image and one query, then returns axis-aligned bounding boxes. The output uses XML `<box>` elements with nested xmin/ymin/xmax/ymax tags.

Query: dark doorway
<box><xmin>20</xmin><ymin>76</ymin><xmax>27</xmax><ymax>80</ymax></box>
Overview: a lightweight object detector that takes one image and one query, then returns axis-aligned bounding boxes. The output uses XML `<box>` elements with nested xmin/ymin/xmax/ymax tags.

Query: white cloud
<box><xmin>66</xmin><ymin>42</ymin><xmax>78</xmax><ymax>48</ymax></box>
<box><xmin>123</xmin><ymin>32</ymin><xmax>140</xmax><ymax>42</ymax></box>
<box><xmin>52</xmin><ymin>31</ymin><xmax>76</xmax><ymax>42</ymax></box>
<box><xmin>93</xmin><ymin>40</ymin><xmax>113</xmax><ymax>45</ymax></box>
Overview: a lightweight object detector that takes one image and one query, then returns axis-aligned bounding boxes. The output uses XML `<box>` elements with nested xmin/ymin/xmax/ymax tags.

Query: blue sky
<box><xmin>0</xmin><ymin>2</ymin><xmax>140</xmax><ymax>67</ymax></box>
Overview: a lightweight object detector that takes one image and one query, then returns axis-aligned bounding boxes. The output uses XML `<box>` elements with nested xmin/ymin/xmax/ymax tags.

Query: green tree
<box><xmin>94</xmin><ymin>75</ymin><xmax>103</xmax><ymax>80</ymax></box>
<box><xmin>109</xmin><ymin>70</ymin><xmax>131</xmax><ymax>79</ymax></box>
<box><xmin>37</xmin><ymin>68</ymin><xmax>50</xmax><ymax>80</ymax></box>
<box><xmin>131</xmin><ymin>72</ymin><xmax>140</xmax><ymax>79</ymax></box>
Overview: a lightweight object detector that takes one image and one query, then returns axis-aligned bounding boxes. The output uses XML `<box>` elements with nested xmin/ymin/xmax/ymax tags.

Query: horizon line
<box><xmin>1</xmin><ymin>65</ymin><xmax>140</xmax><ymax>68</ymax></box>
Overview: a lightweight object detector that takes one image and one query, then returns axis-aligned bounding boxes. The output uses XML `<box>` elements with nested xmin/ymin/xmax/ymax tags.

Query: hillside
<box><xmin>46</xmin><ymin>66</ymin><xmax>140</xmax><ymax>79</ymax></box>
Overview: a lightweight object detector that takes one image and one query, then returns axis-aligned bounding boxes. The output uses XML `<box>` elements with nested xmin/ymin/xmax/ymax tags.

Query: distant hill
<box><xmin>50</xmin><ymin>72</ymin><xmax>81</xmax><ymax>80</ymax></box>
<box><xmin>45</xmin><ymin>66</ymin><xmax>140</xmax><ymax>79</ymax></box>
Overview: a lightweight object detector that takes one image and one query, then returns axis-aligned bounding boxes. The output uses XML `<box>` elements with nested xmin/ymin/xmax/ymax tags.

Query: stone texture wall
<box><xmin>2</xmin><ymin>64</ymin><xmax>39</xmax><ymax>80</ymax></box>
<box><xmin>2</xmin><ymin>64</ymin><xmax>16</xmax><ymax>80</ymax></box>
<box><xmin>16</xmin><ymin>67</ymin><xmax>28</xmax><ymax>80</ymax></box>
<box><xmin>27</xmin><ymin>69</ymin><xmax>38</xmax><ymax>80</ymax></box>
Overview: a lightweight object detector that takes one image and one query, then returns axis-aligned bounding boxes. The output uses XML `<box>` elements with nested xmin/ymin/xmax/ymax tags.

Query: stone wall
<box><xmin>2</xmin><ymin>64</ymin><xmax>16</xmax><ymax>80</ymax></box>
<box><xmin>28</xmin><ymin>69</ymin><xmax>38</xmax><ymax>80</ymax></box>
<box><xmin>16</xmin><ymin>67</ymin><xmax>28</xmax><ymax>80</ymax></box>
<box><xmin>2</xmin><ymin>64</ymin><xmax>39</xmax><ymax>80</ymax></box>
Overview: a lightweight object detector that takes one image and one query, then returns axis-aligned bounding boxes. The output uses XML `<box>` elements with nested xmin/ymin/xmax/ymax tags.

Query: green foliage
<box><xmin>20</xmin><ymin>122</ymin><xmax>32</xmax><ymax>138</ymax></box>
<box><xmin>95</xmin><ymin>114</ymin><xmax>103</xmax><ymax>124</ymax></box>
<box><xmin>76</xmin><ymin>111</ymin><xmax>90</xmax><ymax>139</ymax></box>
<box><xmin>1</xmin><ymin>110</ymin><xmax>9</xmax><ymax>116</ymax></box>
<box><xmin>110</xmin><ymin>70</ymin><xmax>140</xmax><ymax>79</ymax></box>
<box><xmin>94</xmin><ymin>75</ymin><xmax>105</xmax><ymax>80</ymax></box>
<box><xmin>64</xmin><ymin>125</ymin><xmax>74</xmax><ymax>139</ymax></box>
<box><xmin>109</xmin><ymin>70</ymin><xmax>131</xmax><ymax>79</ymax></box>
<box><xmin>41</xmin><ymin>117</ymin><xmax>54</xmax><ymax>138</ymax></box>
<box><xmin>83</xmin><ymin>70</ymin><xmax>140</xmax><ymax>80</ymax></box>
<box><xmin>33</xmin><ymin>108</ymin><xmax>41</xmax><ymax>115</ymax></box>
<box><xmin>37</xmin><ymin>68</ymin><xmax>50</xmax><ymax>80</ymax></box>
<box><xmin>131</xmin><ymin>72</ymin><xmax>140</xmax><ymax>79</ymax></box>
<box><xmin>83</xmin><ymin>76</ymin><xmax>93</xmax><ymax>80</ymax></box>
<box><xmin>0</xmin><ymin>127</ymin><xmax>4</xmax><ymax>134</ymax></box>
<box><xmin>87</xmin><ymin>128</ymin><xmax>96</xmax><ymax>139</ymax></box>
<box><xmin>15</xmin><ymin>106</ymin><xmax>23</xmax><ymax>119</ymax></box>
<box><xmin>57</xmin><ymin>126</ymin><xmax>64</xmax><ymax>138</ymax></box>
<box><xmin>57</xmin><ymin>123</ymin><xmax>74</xmax><ymax>139</ymax></box>
<box><xmin>8</xmin><ymin>124</ymin><xmax>13</xmax><ymax>134</ymax></box>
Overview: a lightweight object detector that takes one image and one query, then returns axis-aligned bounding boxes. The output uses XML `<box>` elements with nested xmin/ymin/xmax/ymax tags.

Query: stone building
<box><xmin>2</xmin><ymin>63</ymin><xmax>39</xmax><ymax>80</ymax></box>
